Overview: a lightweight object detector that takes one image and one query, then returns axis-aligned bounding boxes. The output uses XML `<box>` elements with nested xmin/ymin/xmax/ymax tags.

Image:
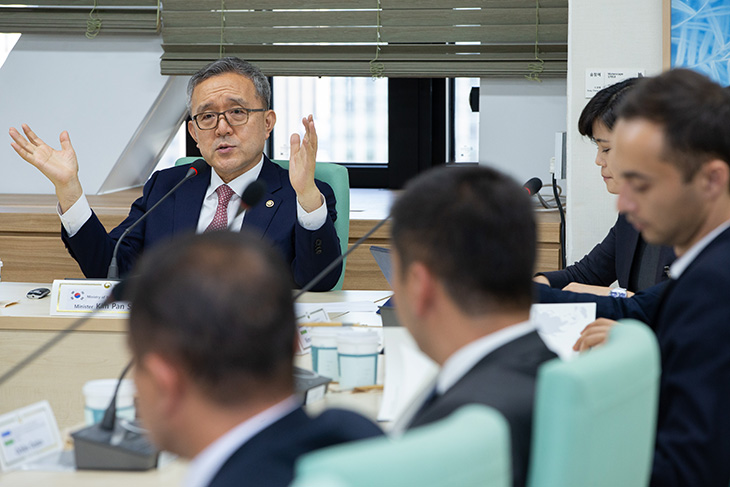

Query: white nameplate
<box><xmin>0</xmin><ymin>401</ymin><xmax>62</xmax><ymax>472</ymax></box>
<box><xmin>50</xmin><ymin>279</ymin><xmax>130</xmax><ymax>317</ymax></box>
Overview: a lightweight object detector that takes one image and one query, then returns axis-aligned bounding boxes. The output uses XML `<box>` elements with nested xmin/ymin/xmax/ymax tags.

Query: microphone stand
<box><xmin>107</xmin><ymin>159</ymin><xmax>207</xmax><ymax>280</ymax></box>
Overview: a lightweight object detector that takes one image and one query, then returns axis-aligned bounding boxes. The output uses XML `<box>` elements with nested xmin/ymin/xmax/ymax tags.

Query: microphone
<box><xmin>293</xmin><ymin>215</ymin><xmax>390</xmax><ymax>300</ymax></box>
<box><xmin>227</xmin><ymin>180</ymin><xmax>267</xmax><ymax>230</ymax></box>
<box><xmin>107</xmin><ymin>158</ymin><xmax>208</xmax><ymax>280</ymax></box>
<box><xmin>523</xmin><ymin>177</ymin><xmax>543</xmax><ymax>196</ymax></box>
<box><xmin>71</xmin><ymin>358</ymin><xmax>159</xmax><ymax>471</ymax></box>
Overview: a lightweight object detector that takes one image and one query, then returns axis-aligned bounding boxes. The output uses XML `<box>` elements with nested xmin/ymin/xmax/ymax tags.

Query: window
<box><xmin>0</xmin><ymin>33</ymin><xmax>20</xmax><ymax>69</ymax></box>
<box><xmin>449</xmin><ymin>78</ymin><xmax>480</xmax><ymax>163</ymax></box>
<box><xmin>271</xmin><ymin>77</ymin><xmax>388</xmax><ymax>164</ymax></box>
<box><xmin>186</xmin><ymin>76</ymin><xmax>480</xmax><ymax>189</ymax></box>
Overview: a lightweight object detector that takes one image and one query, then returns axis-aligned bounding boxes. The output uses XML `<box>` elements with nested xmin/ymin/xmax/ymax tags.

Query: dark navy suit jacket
<box><xmin>61</xmin><ymin>157</ymin><xmax>342</xmax><ymax>290</ymax></box>
<box><xmin>208</xmin><ymin>407</ymin><xmax>382</xmax><ymax>487</ymax></box>
<box><xmin>541</xmin><ymin>227</ymin><xmax>730</xmax><ymax>486</ymax></box>
<box><xmin>540</xmin><ymin>214</ymin><xmax>675</xmax><ymax>292</ymax></box>
<box><xmin>407</xmin><ymin>331</ymin><xmax>557</xmax><ymax>487</ymax></box>
<box><xmin>647</xmin><ymin>227</ymin><xmax>730</xmax><ymax>487</ymax></box>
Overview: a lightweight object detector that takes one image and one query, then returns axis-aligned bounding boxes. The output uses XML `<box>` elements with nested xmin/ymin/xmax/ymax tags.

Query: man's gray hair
<box><xmin>186</xmin><ymin>57</ymin><xmax>271</xmax><ymax>115</ymax></box>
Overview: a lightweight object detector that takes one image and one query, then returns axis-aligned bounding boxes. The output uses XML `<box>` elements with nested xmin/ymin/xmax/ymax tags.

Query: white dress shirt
<box><xmin>668</xmin><ymin>218</ymin><xmax>730</xmax><ymax>280</ymax></box>
<box><xmin>59</xmin><ymin>155</ymin><xmax>328</xmax><ymax>237</ymax></box>
<box><xmin>183</xmin><ymin>395</ymin><xmax>301</xmax><ymax>487</ymax></box>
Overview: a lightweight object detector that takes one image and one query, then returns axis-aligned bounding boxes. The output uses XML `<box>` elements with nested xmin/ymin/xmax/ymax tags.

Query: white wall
<box><xmin>479</xmin><ymin>78</ymin><xmax>567</xmax><ymax>187</ymax></box>
<box><xmin>0</xmin><ymin>34</ymin><xmax>185</xmax><ymax>195</ymax></box>
<box><xmin>565</xmin><ymin>0</ymin><xmax>663</xmax><ymax>264</ymax></box>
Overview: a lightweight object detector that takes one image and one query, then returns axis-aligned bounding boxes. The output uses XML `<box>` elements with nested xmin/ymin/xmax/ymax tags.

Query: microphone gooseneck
<box><xmin>100</xmin><ymin>360</ymin><xmax>133</xmax><ymax>432</ymax></box>
<box><xmin>107</xmin><ymin>159</ymin><xmax>208</xmax><ymax>280</ymax></box>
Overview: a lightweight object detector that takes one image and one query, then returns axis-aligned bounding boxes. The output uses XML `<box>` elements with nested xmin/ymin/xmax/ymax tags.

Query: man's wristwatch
<box><xmin>609</xmin><ymin>287</ymin><xmax>628</xmax><ymax>298</ymax></box>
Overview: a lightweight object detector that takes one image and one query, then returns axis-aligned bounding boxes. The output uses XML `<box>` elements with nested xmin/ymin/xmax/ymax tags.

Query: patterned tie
<box><xmin>205</xmin><ymin>184</ymin><xmax>235</xmax><ymax>232</ymax></box>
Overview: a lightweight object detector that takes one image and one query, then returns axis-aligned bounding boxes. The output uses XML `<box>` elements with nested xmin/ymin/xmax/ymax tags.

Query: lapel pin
<box><xmin>266</xmin><ymin>199</ymin><xmax>275</xmax><ymax>208</ymax></box>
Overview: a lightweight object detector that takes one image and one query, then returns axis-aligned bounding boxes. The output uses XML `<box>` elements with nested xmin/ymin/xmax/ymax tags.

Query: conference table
<box><xmin>0</xmin><ymin>281</ymin><xmax>392</xmax><ymax>485</ymax></box>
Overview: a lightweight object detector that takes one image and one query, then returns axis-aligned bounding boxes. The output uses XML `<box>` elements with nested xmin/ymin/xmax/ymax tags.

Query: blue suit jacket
<box><xmin>408</xmin><ymin>331</ymin><xmax>557</xmax><ymax>487</ymax></box>
<box><xmin>61</xmin><ymin>157</ymin><xmax>342</xmax><ymax>290</ymax></box>
<box><xmin>647</xmin><ymin>227</ymin><xmax>730</xmax><ymax>487</ymax></box>
<box><xmin>540</xmin><ymin>214</ymin><xmax>675</xmax><ymax>292</ymax></box>
<box><xmin>208</xmin><ymin>407</ymin><xmax>382</xmax><ymax>487</ymax></box>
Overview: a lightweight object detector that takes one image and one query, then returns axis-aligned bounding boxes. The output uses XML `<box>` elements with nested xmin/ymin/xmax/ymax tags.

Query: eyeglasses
<box><xmin>191</xmin><ymin>107</ymin><xmax>267</xmax><ymax>130</ymax></box>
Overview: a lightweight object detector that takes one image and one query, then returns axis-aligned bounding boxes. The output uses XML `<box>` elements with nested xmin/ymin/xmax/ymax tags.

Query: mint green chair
<box><xmin>527</xmin><ymin>319</ymin><xmax>661</xmax><ymax>487</ymax></box>
<box><xmin>291</xmin><ymin>405</ymin><xmax>512</xmax><ymax>487</ymax></box>
<box><xmin>175</xmin><ymin>157</ymin><xmax>350</xmax><ymax>290</ymax></box>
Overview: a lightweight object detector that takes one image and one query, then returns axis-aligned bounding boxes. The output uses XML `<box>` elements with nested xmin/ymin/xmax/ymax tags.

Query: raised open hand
<box><xmin>9</xmin><ymin>124</ymin><xmax>83</xmax><ymax>211</ymax></box>
<box><xmin>289</xmin><ymin>115</ymin><xmax>322</xmax><ymax>212</ymax></box>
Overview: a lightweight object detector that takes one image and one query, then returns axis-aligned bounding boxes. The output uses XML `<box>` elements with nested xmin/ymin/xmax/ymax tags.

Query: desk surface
<box><xmin>0</xmin><ymin>283</ymin><xmax>391</xmax><ymax>484</ymax></box>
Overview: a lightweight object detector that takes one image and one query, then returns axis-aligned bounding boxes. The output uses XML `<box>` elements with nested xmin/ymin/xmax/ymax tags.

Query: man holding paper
<box><xmin>573</xmin><ymin>69</ymin><xmax>730</xmax><ymax>487</ymax></box>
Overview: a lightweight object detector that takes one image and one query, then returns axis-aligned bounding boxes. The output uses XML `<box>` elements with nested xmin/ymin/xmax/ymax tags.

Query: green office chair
<box><xmin>174</xmin><ymin>157</ymin><xmax>350</xmax><ymax>290</ymax></box>
<box><xmin>527</xmin><ymin>319</ymin><xmax>661</xmax><ymax>487</ymax></box>
<box><xmin>291</xmin><ymin>405</ymin><xmax>512</xmax><ymax>487</ymax></box>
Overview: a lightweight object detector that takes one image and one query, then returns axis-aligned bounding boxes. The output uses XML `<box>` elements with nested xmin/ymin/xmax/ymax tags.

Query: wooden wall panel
<box><xmin>0</xmin><ymin>193</ymin><xmax>561</xmax><ymax>289</ymax></box>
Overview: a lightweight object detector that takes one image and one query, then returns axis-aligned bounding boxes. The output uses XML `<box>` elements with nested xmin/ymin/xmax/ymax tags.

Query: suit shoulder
<box><xmin>311</xmin><ymin>409</ymin><xmax>383</xmax><ymax>439</ymax></box>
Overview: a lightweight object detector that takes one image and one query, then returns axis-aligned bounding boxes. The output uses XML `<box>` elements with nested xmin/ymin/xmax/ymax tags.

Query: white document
<box><xmin>531</xmin><ymin>302</ymin><xmax>597</xmax><ymax>360</ymax></box>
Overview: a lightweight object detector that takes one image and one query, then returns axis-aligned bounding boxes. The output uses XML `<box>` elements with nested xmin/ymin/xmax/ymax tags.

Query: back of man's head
<box><xmin>617</xmin><ymin>68</ymin><xmax>730</xmax><ymax>183</ymax></box>
<box><xmin>391</xmin><ymin>166</ymin><xmax>536</xmax><ymax>316</ymax></box>
<box><xmin>127</xmin><ymin>231</ymin><xmax>296</xmax><ymax>405</ymax></box>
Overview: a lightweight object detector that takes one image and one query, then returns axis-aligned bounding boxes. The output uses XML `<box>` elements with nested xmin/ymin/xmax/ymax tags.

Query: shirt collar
<box><xmin>436</xmin><ymin>320</ymin><xmax>535</xmax><ymax>395</ymax></box>
<box><xmin>669</xmin><ymin>218</ymin><xmax>730</xmax><ymax>279</ymax></box>
<box><xmin>183</xmin><ymin>395</ymin><xmax>300</xmax><ymax>487</ymax></box>
<box><xmin>206</xmin><ymin>155</ymin><xmax>265</xmax><ymax>200</ymax></box>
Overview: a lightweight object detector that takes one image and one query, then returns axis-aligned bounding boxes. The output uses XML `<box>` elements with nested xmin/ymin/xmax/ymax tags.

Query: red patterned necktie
<box><xmin>205</xmin><ymin>184</ymin><xmax>235</xmax><ymax>232</ymax></box>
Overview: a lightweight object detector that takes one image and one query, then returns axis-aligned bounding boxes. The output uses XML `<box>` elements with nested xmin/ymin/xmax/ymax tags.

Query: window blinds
<box><xmin>160</xmin><ymin>0</ymin><xmax>567</xmax><ymax>77</ymax></box>
<box><xmin>0</xmin><ymin>1</ymin><xmax>160</xmax><ymax>36</ymax></box>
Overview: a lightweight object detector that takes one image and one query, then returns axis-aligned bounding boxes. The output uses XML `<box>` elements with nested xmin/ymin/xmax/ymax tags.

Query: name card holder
<box><xmin>50</xmin><ymin>279</ymin><xmax>130</xmax><ymax>317</ymax></box>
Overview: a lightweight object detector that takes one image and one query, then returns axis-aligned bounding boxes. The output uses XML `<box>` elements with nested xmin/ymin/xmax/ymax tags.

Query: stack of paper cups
<box><xmin>337</xmin><ymin>329</ymin><xmax>379</xmax><ymax>390</ymax></box>
<box><xmin>309</xmin><ymin>328</ymin><xmax>340</xmax><ymax>381</ymax></box>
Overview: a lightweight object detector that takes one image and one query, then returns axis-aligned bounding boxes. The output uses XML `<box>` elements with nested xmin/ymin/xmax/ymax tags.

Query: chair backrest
<box><xmin>527</xmin><ymin>319</ymin><xmax>661</xmax><ymax>487</ymax></box>
<box><xmin>174</xmin><ymin>157</ymin><xmax>350</xmax><ymax>289</ymax></box>
<box><xmin>291</xmin><ymin>404</ymin><xmax>512</xmax><ymax>487</ymax></box>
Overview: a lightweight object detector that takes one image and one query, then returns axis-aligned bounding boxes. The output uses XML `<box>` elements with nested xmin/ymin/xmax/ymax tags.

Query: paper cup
<box><xmin>82</xmin><ymin>379</ymin><xmax>136</xmax><ymax>425</ymax></box>
<box><xmin>310</xmin><ymin>328</ymin><xmax>340</xmax><ymax>381</ymax></box>
<box><xmin>337</xmin><ymin>330</ymin><xmax>379</xmax><ymax>390</ymax></box>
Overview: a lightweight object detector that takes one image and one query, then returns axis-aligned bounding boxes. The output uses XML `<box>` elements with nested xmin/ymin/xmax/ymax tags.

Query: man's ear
<box><xmin>700</xmin><ymin>159</ymin><xmax>730</xmax><ymax>198</ymax></box>
<box><xmin>143</xmin><ymin>353</ymin><xmax>185</xmax><ymax>415</ymax></box>
<box><xmin>187</xmin><ymin>120</ymin><xmax>199</xmax><ymax>146</ymax></box>
<box><xmin>406</xmin><ymin>261</ymin><xmax>438</xmax><ymax>318</ymax></box>
<box><xmin>264</xmin><ymin>110</ymin><xmax>276</xmax><ymax>139</ymax></box>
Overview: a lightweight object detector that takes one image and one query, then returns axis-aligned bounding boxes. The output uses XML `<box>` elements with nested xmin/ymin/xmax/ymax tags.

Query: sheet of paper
<box><xmin>295</xmin><ymin>301</ymin><xmax>383</xmax><ymax>327</ymax></box>
<box><xmin>531</xmin><ymin>302</ymin><xmax>597</xmax><ymax>360</ymax></box>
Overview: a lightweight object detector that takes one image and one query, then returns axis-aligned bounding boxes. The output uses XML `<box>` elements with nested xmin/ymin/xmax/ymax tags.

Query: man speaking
<box><xmin>9</xmin><ymin>57</ymin><xmax>341</xmax><ymax>290</ymax></box>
